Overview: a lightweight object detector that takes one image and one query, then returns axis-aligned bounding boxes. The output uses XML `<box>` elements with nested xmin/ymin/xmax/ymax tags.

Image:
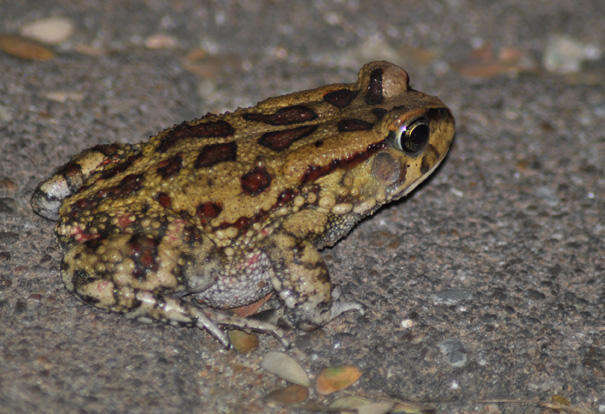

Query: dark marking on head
<box><xmin>155</xmin><ymin>192</ymin><xmax>172</xmax><ymax>209</ymax></box>
<box><xmin>337</xmin><ymin>119</ymin><xmax>373</xmax><ymax>132</ymax></box>
<box><xmin>420</xmin><ymin>157</ymin><xmax>430</xmax><ymax>174</ymax></box>
<box><xmin>128</xmin><ymin>234</ymin><xmax>159</xmax><ymax>280</ymax></box>
<box><xmin>243</xmin><ymin>105</ymin><xmax>317</xmax><ymax>125</ymax></box>
<box><xmin>258</xmin><ymin>125</ymin><xmax>317</xmax><ymax>151</ymax></box>
<box><xmin>323</xmin><ymin>89</ymin><xmax>358</xmax><ymax>108</ymax></box>
<box><xmin>428</xmin><ymin>107</ymin><xmax>453</xmax><ymax>122</ymax></box>
<box><xmin>420</xmin><ymin>144</ymin><xmax>440</xmax><ymax>174</ymax></box>
<box><xmin>365</xmin><ymin>68</ymin><xmax>383</xmax><ymax>105</ymax></box>
<box><xmin>194</xmin><ymin>142</ymin><xmax>237</xmax><ymax>168</ymax></box>
<box><xmin>196</xmin><ymin>201</ymin><xmax>222</xmax><ymax>225</ymax></box>
<box><xmin>156</xmin><ymin>153</ymin><xmax>183</xmax><ymax>178</ymax></box>
<box><xmin>372</xmin><ymin>108</ymin><xmax>387</xmax><ymax>120</ymax></box>
<box><xmin>301</xmin><ymin>141</ymin><xmax>388</xmax><ymax>183</ymax></box>
<box><xmin>427</xmin><ymin>144</ymin><xmax>440</xmax><ymax>159</ymax></box>
<box><xmin>241</xmin><ymin>166</ymin><xmax>272</xmax><ymax>196</ymax></box>
<box><xmin>158</xmin><ymin>120</ymin><xmax>235</xmax><ymax>153</ymax></box>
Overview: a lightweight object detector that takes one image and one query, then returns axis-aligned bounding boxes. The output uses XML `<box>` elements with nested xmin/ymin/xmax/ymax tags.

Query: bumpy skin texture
<box><xmin>31</xmin><ymin>61</ymin><xmax>455</xmax><ymax>347</ymax></box>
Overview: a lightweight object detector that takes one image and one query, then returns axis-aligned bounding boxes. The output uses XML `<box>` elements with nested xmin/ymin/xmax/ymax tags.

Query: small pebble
<box><xmin>145</xmin><ymin>34</ymin><xmax>178</xmax><ymax>49</ymax></box>
<box><xmin>438</xmin><ymin>338</ymin><xmax>468</xmax><ymax>368</ymax></box>
<box><xmin>21</xmin><ymin>17</ymin><xmax>74</xmax><ymax>44</ymax></box>
<box><xmin>543</xmin><ymin>35</ymin><xmax>601</xmax><ymax>74</ymax></box>
<box><xmin>44</xmin><ymin>91</ymin><xmax>85</xmax><ymax>103</ymax></box>
<box><xmin>261</xmin><ymin>351</ymin><xmax>310</xmax><ymax>387</ymax></box>
<box><xmin>431</xmin><ymin>288</ymin><xmax>472</xmax><ymax>305</ymax></box>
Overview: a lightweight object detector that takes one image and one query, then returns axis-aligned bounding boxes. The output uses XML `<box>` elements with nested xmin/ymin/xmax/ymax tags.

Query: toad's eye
<box><xmin>394</xmin><ymin>117</ymin><xmax>429</xmax><ymax>155</ymax></box>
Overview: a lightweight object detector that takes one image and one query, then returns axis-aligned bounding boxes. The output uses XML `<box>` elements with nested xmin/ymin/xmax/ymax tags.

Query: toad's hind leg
<box><xmin>61</xmin><ymin>227</ymin><xmax>287</xmax><ymax>347</ymax></box>
<box><xmin>31</xmin><ymin>142</ymin><xmax>140</xmax><ymax>220</ymax></box>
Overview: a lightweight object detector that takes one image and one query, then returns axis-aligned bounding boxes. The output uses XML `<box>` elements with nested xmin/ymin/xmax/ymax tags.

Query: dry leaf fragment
<box><xmin>228</xmin><ymin>329</ymin><xmax>259</xmax><ymax>353</ymax></box>
<box><xmin>316</xmin><ymin>365</ymin><xmax>362</xmax><ymax>395</ymax></box>
<box><xmin>0</xmin><ymin>34</ymin><xmax>54</xmax><ymax>61</ymax></box>
<box><xmin>265</xmin><ymin>384</ymin><xmax>308</xmax><ymax>405</ymax></box>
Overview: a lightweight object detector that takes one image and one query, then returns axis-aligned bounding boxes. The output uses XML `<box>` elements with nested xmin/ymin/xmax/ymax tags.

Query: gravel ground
<box><xmin>0</xmin><ymin>1</ymin><xmax>602</xmax><ymax>413</ymax></box>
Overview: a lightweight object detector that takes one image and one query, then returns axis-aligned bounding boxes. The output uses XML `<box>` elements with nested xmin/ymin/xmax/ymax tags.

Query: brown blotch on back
<box><xmin>158</xmin><ymin>120</ymin><xmax>235</xmax><ymax>153</ymax></box>
<box><xmin>241</xmin><ymin>166</ymin><xmax>272</xmax><ymax>196</ymax></box>
<box><xmin>233</xmin><ymin>216</ymin><xmax>251</xmax><ymax>231</ymax></box>
<box><xmin>101</xmin><ymin>153</ymin><xmax>141</xmax><ymax>180</ymax></box>
<box><xmin>70</xmin><ymin>197</ymin><xmax>95</xmax><ymax>215</ymax></box>
<box><xmin>113</xmin><ymin>173</ymin><xmax>144</xmax><ymax>198</ymax></box>
<box><xmin>258</xmin><ymin>125</ymin><xmax>317</xmax><ymax>151</ymax></box>
<box><xmin>196</xmin><ymin>201</ymin><xmax>222</xmax><ymax>224</ymax></box>
<box><xmin>156</xmin><ymin>153</ymin><xmax>182</xmax><ymax>178</ymax></box>
<box><xmin>154</xmin><ymin>192</ymin><xmax>172</xmax><ymax>209</ymax></box>
<box><xmin>243</xmin><ymin>105</ymin><xmax>317</xmax><ymax>125</ymax></box>
<box><xmin>365</xmin><ymin>68</ymin><xmax>384</xmax><ymax>105</ymax></box>
<box><xmin>194</xmin><ymin>142</ymin><xmax>237</xmax><ymax>168</ymax></box>
<box><xmin>337</xmin><ymin>119</ymin><xmax>374</xmax><ymax>132</ymax></box>
<box><xmin>323</xmin><ymin>89</ymin><xmax>357</xmax><ymax>108</ymax></box>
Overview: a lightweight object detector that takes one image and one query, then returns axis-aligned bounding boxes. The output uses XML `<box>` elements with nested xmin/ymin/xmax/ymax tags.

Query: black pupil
<box><xmin>403</xmin><ymin>122</ymin><xmax>429</xmax><ymax>153</ymax></box>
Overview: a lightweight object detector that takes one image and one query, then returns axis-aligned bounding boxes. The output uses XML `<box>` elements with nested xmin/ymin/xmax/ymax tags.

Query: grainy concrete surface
<box><xmin>0</xmin><ymin>1</ymin><xmax>602</xmax><ymax>413</ymax></box>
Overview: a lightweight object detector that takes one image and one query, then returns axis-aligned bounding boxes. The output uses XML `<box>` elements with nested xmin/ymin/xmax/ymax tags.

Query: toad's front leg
<box><xmin>262</xmin><ymin>231</ymin><xmax>364</xmax><ymax>331</ymax></box>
